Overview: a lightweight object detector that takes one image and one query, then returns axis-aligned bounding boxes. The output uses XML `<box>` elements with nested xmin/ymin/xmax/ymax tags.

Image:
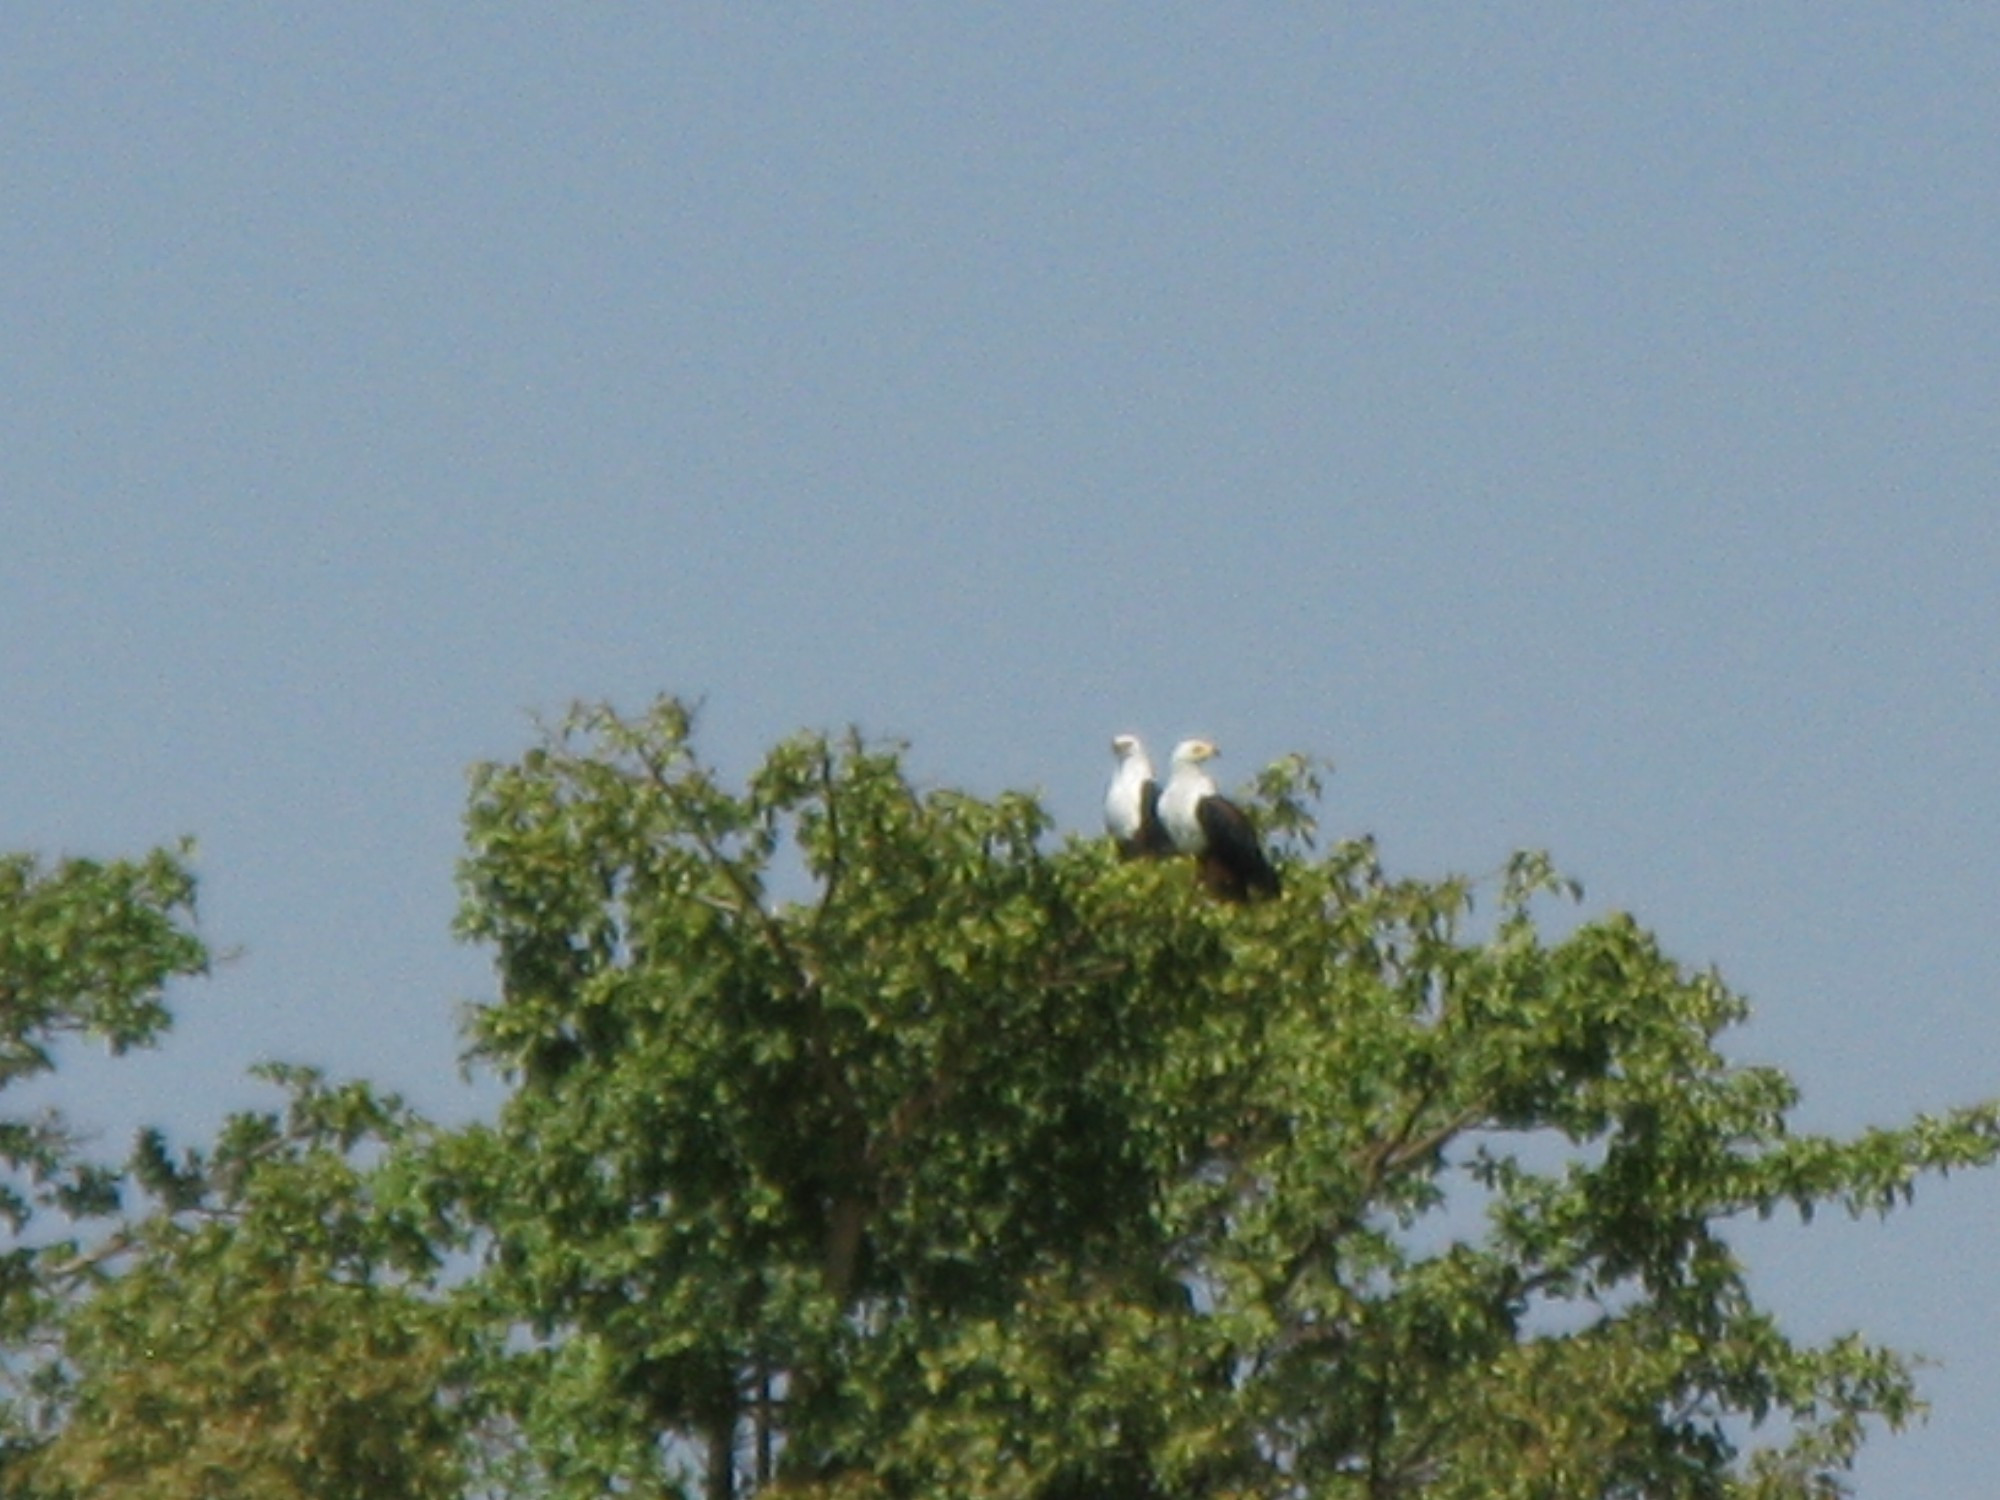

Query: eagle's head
<box><xmin>1170</xmin><ymin>738</ymin><xmax>1220</xmax><ymax>767</ymax></box>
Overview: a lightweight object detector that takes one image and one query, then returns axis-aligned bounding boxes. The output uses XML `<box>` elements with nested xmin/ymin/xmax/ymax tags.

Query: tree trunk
<box><xmin>824</xmin><ymin>1193</ymin><xmax>869</xmax><ymax>1303</ymax></box>
<box><xmin>704</xmin><ymin>1389</ymin><xmax>738</xmax><ymax>1500</ymax></box>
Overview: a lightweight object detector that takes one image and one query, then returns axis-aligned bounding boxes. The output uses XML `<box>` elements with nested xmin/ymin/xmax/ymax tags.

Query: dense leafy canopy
<box><xmin>8</xmin><ymin>699</ymin><xmax>1998</xmax><ymax>1498</ymax></box>
<box><xmin>444</xmin><ymin>700</ymin><xmax>2000</xmax><ymax>1498</ymax></box>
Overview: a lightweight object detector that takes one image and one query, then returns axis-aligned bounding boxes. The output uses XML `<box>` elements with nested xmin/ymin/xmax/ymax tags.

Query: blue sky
<box><xmin>5</xmin><ymin>9</ymin><xmax>1997</xmax><ymax>1490</ymax></box>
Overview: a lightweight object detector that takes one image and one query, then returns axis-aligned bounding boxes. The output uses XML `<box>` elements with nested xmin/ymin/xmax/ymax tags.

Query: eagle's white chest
<box><xmin>1104</xmin><ymin>755</ymin><xmax>1155</xmax><ymax>839</ymax></box>
<box><xmin>1158</xmin><ymin>767</ymin><xmax>1214</xmax><ymax>853</ymax></box>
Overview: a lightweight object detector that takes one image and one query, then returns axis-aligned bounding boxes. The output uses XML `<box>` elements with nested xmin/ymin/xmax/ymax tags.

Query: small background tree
<box><xmin>0</xmin><ymin>845</ymin><xmax>207</xmax><ymax>1467</ymax></box>
<box><xmin>20</xmin><ymin>1066</ymin><xmax>471</xmax><ymax>1500</ymax></box>
<box><xmin>0</xmin><ymin>854</ymin><xmax>481</xmax><ymax>1500</ymax></box>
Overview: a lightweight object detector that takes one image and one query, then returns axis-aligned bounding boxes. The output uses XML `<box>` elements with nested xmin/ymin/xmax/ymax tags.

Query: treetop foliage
<box><xmin>441</xmin><ymin>698</ymin><xmax>2000</xmax><ymax>1498</ymax></box>
<box><xmin>8</xmin><ymin>697</ymin><xmax>1998</xmax><ymax>1499</ymax></box>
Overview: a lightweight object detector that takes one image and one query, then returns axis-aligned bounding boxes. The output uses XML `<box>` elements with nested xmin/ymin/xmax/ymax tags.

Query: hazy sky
<box><xmin>5</xmin><ymin>10</ymin><xmax>1997</xmax><ymax>1491</ymax></box>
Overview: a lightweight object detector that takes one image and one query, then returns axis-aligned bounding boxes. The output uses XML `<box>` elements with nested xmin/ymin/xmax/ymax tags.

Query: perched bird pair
<box><xmin>1106</xmin><ymin>735</ymin><xmax>1281</xmax><ymax>901</ymax></box>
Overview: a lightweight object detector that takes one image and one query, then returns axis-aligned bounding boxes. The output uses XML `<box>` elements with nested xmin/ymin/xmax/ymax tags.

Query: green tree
<box><xmin>450</xmin><ymin>698</ymin><xmax>2000</xmax><ymax>1499</ymax></box>
<box><xmin>0</xmin><ymin>845</ymin><xmax>207</xmax><ymax>1457</ymax></box>
<box><xmin>20</xmin><ymin>1066</ymin><xmax>474</xmax><ymax>1500</ymax></box>
<box><xmin>0</xmin><ymin>850</ymin><xmax>479</xmax><ymax>1499</ymax></box>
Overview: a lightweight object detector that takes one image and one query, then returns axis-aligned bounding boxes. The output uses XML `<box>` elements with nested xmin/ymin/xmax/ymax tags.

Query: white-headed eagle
<box><xmin>1104</xmin><ymin>733</ymin><xmax>1173</xmax><ymax>859</ymax></box>
<box><xmin>1158</xmin><ymin>738</ymin><xmax>1281</xmax><ymax>901</ymax></box>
